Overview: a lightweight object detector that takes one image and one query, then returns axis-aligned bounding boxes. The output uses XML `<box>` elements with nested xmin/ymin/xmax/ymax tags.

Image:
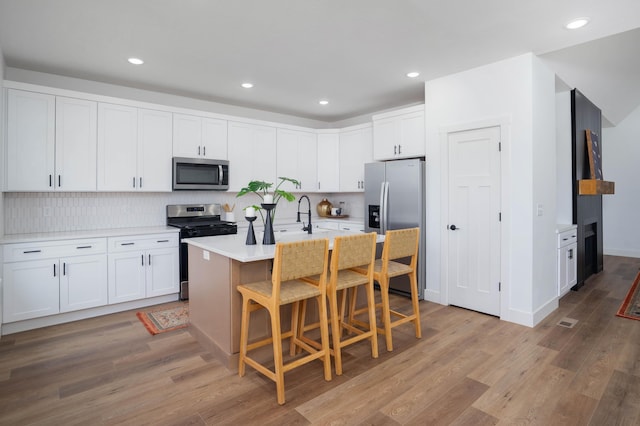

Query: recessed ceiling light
<box><xmin>241</xmin><ymin>82</ymin><xmax>254</xmax><ymax>89</ymax></box>
<box><xmin>566</xmin><ymin>18</ymin><xmax>590</xmax><ymax>30</ymax></box>
<box><xmin>127</xmin><ymin>57</ymin><xmax>144</xmax><ymax>65</ymax></box>
<box><xmin>406</xmin><ymin>72</ymin><xmax>420</xmax><ymax>78</ymax></box>
<box><xmin>319</xmin><ymin>100</ymin><xmax>329</xmax><ymax>105</ymax></box>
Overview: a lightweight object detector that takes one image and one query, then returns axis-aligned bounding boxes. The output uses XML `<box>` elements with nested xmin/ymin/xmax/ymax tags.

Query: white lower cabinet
<box><xmin>2</xmin><ymin>238</ymin><xmax>107</xmax><ymax>322</ymax></box>
<box><xmin>557</xmin><ymin>226</ymin><xmax>578</xmax><ymax>297</ymax></box>
<box><xmin>107</xmin><ymin>233</ymin><xmax>179</xmax><ymax>304</ymax></box>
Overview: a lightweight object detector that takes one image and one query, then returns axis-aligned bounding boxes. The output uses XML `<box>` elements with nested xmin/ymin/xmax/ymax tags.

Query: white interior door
<box><xmin>447</xmin><ymin>126</ymin><xmax>501</xmax><ymax>316</ymax></box>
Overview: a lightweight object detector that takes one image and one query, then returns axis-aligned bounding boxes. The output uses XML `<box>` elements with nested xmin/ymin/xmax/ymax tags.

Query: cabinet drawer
<box><xmin>557</xmin><ymin>229</ymin><xmax>577</xmax><ymax>248</ymax></box>
<box><xmin>108</xmin><ymin>233</ymin><xmax>179</xmax><ymax>252</ymax></box>
<box><xmin>3</xmin><ymin>238</ymin><xmax>106</xmax><ymax>262</ymax></box>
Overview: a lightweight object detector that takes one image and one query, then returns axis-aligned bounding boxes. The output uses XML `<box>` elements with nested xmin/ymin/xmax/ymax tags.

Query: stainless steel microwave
<box><xmin>172</xmin><ymin>157</ymin><xmax>229</xmax><ymax>191</ymax></box>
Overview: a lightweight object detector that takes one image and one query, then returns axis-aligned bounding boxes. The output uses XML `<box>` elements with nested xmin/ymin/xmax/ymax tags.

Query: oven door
<box><xmin>173</xmin><ymin>157</ymin><xmax>229</xmax><ymax>190</ymax></box>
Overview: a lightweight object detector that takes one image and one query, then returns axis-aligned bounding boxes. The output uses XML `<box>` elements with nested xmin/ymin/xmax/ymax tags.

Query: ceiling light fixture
<box><xmin>406</xmin><ymin>71</ymin><xmax>420</xmax><ymax>78</ymax></box>
<box><xmin>566</xmin><ymin>18</ymin><xmax>590</xmax><ymax>30</ymax></box>
<box><xmin>319</xmin><ymin>100</ymin><xmax>329</xmax><ymax>105</ymax></box>
<box><xmin>127</xmin><ymin>57</ymin><xmax>144</xmax><ymax>65</ymax></box>
<box><xmin>241</xmin><ymin>82</ymin><xmax>254</xmax><ymax>89</ymax></box>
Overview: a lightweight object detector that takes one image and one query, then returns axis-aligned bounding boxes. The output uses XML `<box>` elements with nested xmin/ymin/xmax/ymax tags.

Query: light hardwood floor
<box><xmin>1</xmin><ymin>255</ymin><xmax>639</xmax><ymax>425</ymax></box>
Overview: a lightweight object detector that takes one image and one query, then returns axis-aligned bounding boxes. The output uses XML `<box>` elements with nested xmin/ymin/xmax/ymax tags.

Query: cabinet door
<box><xmin>228</xmin><ymin>122</ymin><xmax>277</xmax><ymax>192</ymax></box>
<box><xmin>202</xmin><ymin>117</ymin><xmax>228</xmax><ymax>159</ymax></box>
<box><xmin>6</xmin><ymin>89</ymin><xmax>55</xmax><ymax>191</ymax></box>
<box><xmin>317</xmin><ymin>133</ymin><xmax>340</xmax><ymax>192</ymax></box>
<box><xmin>146</xmin><ymin>248</ymin><xmax>179</xmax><ymax>297</ymax></box>
<box><xmin>339</xmin><ymin>127</ymin><xmax>372</xmax><ymax>192</ymax></box>
<box><xmin>60</xmin><ymin>254</ymin><xmax>108</xmax><ymax>312</ymax></box>
<box><xmin>172</xmin><ymin>113</ymin><xmax>202</xmax><ymax>158</ymax></box>
<box><xmin>3</xmin><ymin>259</ymin><xmax>59</xmax><ymax>322</ymax></box>
<box><xmin>373</xmin><ymin>116</ymin><xmax>396</xmax><ymax>161</ymax></box>
<box><xmin>108</xmin><ymin>252</ymin><xmax>146</xmax><ymax>304</ymax></box>
<box><xmin>397</xmin><ymin>110</ymin><xmax>425</xmax><ymax>158</ymax></box>
<box><xmin>138</xmin><ymin>108</ymin><xmax>173</xmax><ymax>191</ymax></box>
<box><xmin>97</xmin><ymin>103</ymin><xmax>138</xmax><ymax>191</ymax></box>
<box><xmin>297</xmin><ymin>131</ymin><xmax>318</xmax><ymax>192</ymax></box>
<box><xmin>55</xmin><ymin>97</ymin><xmax>98</xmax><ymax>191</ymax></box>
<box><xmin>276</xmin><ymin>129</ymin><xmax>299</xmax><ymax>190</ymax></box>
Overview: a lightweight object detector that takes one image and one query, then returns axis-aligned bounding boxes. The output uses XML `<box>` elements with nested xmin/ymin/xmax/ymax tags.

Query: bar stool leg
<box><xmin>238</xmin><ymin>296</ymin><xmax>250</xmax><ymax>377</ymax></box>
<box><xmin>365</xmin><ymin>281</ymin><xmax>379</xmax><ymax>359</ymax></box>
<box><xmin>270</xmin><ymin>307</ymin><xmax>286</xmax><ymax>405</ymax></box>
<box><xmin>409</xmin><ymin>271</ymin><xmax>422</xmax><ymax>338</ymax></box>
<box><xmin>317</xmin><ymin>294</ymin><xmax>332</xmax><ymax>381</ymax></box>
<box><xmin>379</xmin><ymin>277</ymin><xmax>394</xmax><ymax>351</ymax></box>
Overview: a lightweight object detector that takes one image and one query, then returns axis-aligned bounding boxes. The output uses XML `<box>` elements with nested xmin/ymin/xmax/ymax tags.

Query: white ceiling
<box><xmin>1</xmin><ymin>0</ymin><xmax>639</xmax><ymax>125</ymax></box>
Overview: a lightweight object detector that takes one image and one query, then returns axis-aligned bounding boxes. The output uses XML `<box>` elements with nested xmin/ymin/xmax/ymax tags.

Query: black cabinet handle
<box><xmin>121</xmin><ymin>242</ymin><xmax>135</xmax><ymax>246</ymax></box>
<box><xmin>139</xmin><ymin>177</ymin><xmax>142</xmax><ymax>188</ymax></box>
<box><xmin>141</xmin><ymin>254</ymin><xmax>144</xmax><ymax>266</ymax></box>
<box><xmin>63</xmin><ymin>262</ymin><xmax>66</xmax><ymax>276</ymax></box>
<box><xmin>53</xmin><ymin>264</ymin><xmax>56</xmax><ymax>277</ymax></box>
<box><xmin>449</xmin><ymin>224</ymin><xmax>459</xmax><ymax>231</ymax></box>
<box><xmin>23</xmin><ymin>249</ymin><xmax>42</xmax><ymax>254</ymax></box>
<box><xmin>157</xmin><ymin>240</ymin><xmax>169</xmax><ymax>243</ymax></box>
<box><xmin>58</xmin><ymin>175</ymin><xmax>61</xmax><ymax>187</ymax></box>
<box><xmin>76</xmin><ymin>245</ymin><xmax>92</xmax><ymax>249</ymax></box>
<box><xmin>148</xmin><ymin>254</ymin><xmax>151</xmax><ymax>265</ymax></box>
<box><xmin>49</xmin><ymin>174</ymin><xmax>52</xmax><ymax>187</ymax></box>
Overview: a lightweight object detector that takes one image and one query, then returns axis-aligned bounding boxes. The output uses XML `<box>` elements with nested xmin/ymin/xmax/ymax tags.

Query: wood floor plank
<box><xmin>0</xmin><ymin>255</ymin><xmax>638</xmax><ymax>425</ymax></box>
<box><xmin>589</xmin><ymin>369</ymin><xmax>640</xmax><ymax>425</ymax></box>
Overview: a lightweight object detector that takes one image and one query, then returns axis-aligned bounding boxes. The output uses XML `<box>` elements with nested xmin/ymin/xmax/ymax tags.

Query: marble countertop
<box><xmin>184</xmin><ymin>228</ymin><xmax>383</xmax><ymax>263</ymax></box>
<box><xmin>0</xmin><ymin>226</ymin><xmax>180</xmax><ymax>244</ymax></box>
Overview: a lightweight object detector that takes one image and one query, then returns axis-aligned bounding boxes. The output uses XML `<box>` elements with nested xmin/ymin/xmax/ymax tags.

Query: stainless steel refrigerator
<box><xmin>365</xmin><ymin>159</ymin><xmax>425</xmax><ymax>299</ymax></box>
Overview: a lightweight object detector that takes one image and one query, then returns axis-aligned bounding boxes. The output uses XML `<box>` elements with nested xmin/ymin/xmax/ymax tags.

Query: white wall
<box><xmin>603</xmin><ymin>104</ymin><xmax>640</xmax><ymax>258</ymax></box>
<box><xmin>424</xmin><ymin>53</ymin><xmax>558</xmax><ymax>327</ymax></box>
<box><xmin>531</xmin><ymin>57</ymin><xmax>559</xmax><ymax>322</ymax></box>
<box><xmin>556</xmin><ymin>91</ymin><xmax>573</xmax><ymax>225</ymax></box>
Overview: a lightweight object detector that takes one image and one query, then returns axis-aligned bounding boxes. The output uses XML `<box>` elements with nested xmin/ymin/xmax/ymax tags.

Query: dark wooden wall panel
<box><xmin>571</xmin><ymin>89</ymin><xmax>604</xmax><ymax>289</ymax></box>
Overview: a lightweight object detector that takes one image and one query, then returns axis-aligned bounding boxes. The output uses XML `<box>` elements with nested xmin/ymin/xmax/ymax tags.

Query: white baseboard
<box><xmin>604</xmin><ymin>248</ymin><xmax>640</xmax><ymax>259</ymax></box>
<box><xmin>1</xmin><ymin>293</ymin><xmax>179</xmax><ymax>335</ymax></box>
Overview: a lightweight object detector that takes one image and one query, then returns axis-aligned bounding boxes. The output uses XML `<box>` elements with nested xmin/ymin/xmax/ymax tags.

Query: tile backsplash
<box><xmin>3</xmin><ymin>192</ymin><xmax>364</xmax><ymax>235</ymax></box>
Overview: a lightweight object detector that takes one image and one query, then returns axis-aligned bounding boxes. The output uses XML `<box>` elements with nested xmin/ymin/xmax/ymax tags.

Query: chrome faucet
<box><xmin>297</xmin><ymin>195</ymin><xmax>312</xmax><ymax>234</ymax></box>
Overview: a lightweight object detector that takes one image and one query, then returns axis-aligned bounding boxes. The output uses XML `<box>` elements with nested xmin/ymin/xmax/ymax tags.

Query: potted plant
<box><xmin>236</xmin><ymin>177</ymin><xmax>300</xmax><ymax>224</ymax></box>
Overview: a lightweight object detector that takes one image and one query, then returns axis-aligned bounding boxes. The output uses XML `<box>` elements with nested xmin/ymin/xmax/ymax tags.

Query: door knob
<box><xmin>449</xmin><ymin>224</ymin><xmax>459</xmax><ymax>231</ymax></box>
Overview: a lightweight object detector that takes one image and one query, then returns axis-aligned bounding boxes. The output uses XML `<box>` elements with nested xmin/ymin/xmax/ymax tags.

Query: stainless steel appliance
<box><xmin>167</xmin><ymin>203</ymin><xmax>237</xmax><ymax>299</ymax></box>
<box><xmin>365</xmin><ymin>159</ymin><xmax>425</xmax><ymax>299</ymax></box>
<box><xmin>172</xmin><ymin>157</ymin><xmax>229</xmax><ymax>190</ymax></box>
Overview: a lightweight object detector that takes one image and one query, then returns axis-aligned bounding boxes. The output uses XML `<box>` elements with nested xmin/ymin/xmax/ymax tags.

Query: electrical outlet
<box><xmin>536</xmin><ymin>204</ymin><xmax>544</xmax><ymax>216</ymax></box>
<box><xmin>203</xmin><ymin>250</ymin><xmax>210</xmax><ymax>261</ymax></box>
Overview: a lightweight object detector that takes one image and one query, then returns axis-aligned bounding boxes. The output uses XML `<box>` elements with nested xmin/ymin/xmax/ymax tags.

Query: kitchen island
<box><xmin>184</xmin><ymin>228</ymin><xmax>382</xmax><ymax>369</ymax></box>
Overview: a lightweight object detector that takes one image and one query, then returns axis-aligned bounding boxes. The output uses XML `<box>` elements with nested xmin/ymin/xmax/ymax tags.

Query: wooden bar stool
<box><xmin>237</xmin><ymin>238</ymin><xmax>331</xmax><ymax>405</ymax></box>
<box><xmin>295</xmin><ymin>232</ymin><xmax>379</xmax><ymax>376</ymax></box>
<box><xmin>353</xmin><ymin>227</ymin><xmax>421</xmax><ymax>351</ymax></box>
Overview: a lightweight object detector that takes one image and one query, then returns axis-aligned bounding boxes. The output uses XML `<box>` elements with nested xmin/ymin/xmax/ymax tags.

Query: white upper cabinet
<box><xmin>276</xmin><ymin>128</ymin><xmax>318</xmax><ymax>192</ymax></box>
<box><xmin>6</xmin><ymin>89</ymin><xmax>56</xmax><ymax>191</ymax></box>
<box><xmin>339</xmin><ymin>125</ymin><xmax>373</xmax><ymax>192</ymax></box>
<box><xmin>98</xmin><ymin>103</ymin><xmax>172</xmax><ymax>191</ymax></box>
<box><xmin>55</xmin><ymin>97</ymin><xmax>98</xmax><ymax>191</ymax></box>
<box><xmin>372</xmin><ymin>105</ymin><xmax>425</xmax><ymax>161</ymax></box>
<box><xmin>6</xmin><ymin>90</ymin><xmax>98</xmax><ymax>192</ymax></box>
<box><xmin>316</xmin><ymin>132</ymin><xmax>340</xmax><ymax>193</ymax></box>
<box><xmin>97</xmin><ymin>103</ymin><xmax>138</xmax><ymax>191</ymax></box>
<box><xmin>227</xmin><ymin>121</ymin><xmax>277</xmax><ymax>192</ymax></box>
<box><xmin>173</xmin><ymin>113</ymin><xmax>227</xmax><ymax>159</ymax></box>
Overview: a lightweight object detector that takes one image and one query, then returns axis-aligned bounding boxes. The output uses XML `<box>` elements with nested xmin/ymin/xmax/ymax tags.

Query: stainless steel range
<box><xmin>167</xmin><ymin>203</ymin><xmax>237</xmax><ymax>299</ymax></box>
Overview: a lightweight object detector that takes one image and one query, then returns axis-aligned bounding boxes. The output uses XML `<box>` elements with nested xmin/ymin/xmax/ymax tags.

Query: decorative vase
<box><xmin>261</xmin><ymin>203</ymin><xmax>276</xmax><ymax>245</ymax></box>
<box><xmin>316</xmin><ymin>198</ymin><xmax>332</xmax><ymax>217</ymax></box>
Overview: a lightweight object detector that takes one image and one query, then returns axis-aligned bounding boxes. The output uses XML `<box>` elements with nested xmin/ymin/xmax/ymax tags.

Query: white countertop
<box><xmin>0</xmin><ymin>226</ymin><xmax>180</xmax><ymax>244</ymax></box>
<box><xmin>556</xmin><ymin>224</ymin><xmax>577</xmax><ymax>233</ymax></box>
<box><xmin>184</xmin><ymin>228</ymin><xmax>383</xmax><ymax>263</ymax></box>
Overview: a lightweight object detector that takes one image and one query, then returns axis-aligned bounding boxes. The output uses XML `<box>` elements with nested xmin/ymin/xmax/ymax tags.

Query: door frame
<box><xmin>438</xmin><ymin>116</ymin><xmax>511</xmax><ymax>320</ymax></box>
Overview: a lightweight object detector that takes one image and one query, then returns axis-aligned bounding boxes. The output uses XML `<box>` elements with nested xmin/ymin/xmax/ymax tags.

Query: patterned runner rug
<box><xmin>616</xmin><ymin>272</ymin><xmax>640</xmax><ymax>320</ymax></box>
<box><xmin>136</xmin><ymin>304</ymin><xmax>189</xmax><ymax>335</ymax></box>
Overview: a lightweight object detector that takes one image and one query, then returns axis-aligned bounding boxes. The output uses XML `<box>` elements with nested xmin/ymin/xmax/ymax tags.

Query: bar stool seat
<box><xmin>237</xmin><ymin>238</ymin><xmax>331</xmax><ymax>405</ymax></box>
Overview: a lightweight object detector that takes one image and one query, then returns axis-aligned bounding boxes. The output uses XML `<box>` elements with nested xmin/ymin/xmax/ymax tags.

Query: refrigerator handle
<box><xmin>379</xmin><ymin>182</ymin><xmax>386</xmax><ymax>233</ymax></box>
<box><xmin>382</xmin><ymin>181</ymin><xmax>390</xmax><ymax>233</ymax></box>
